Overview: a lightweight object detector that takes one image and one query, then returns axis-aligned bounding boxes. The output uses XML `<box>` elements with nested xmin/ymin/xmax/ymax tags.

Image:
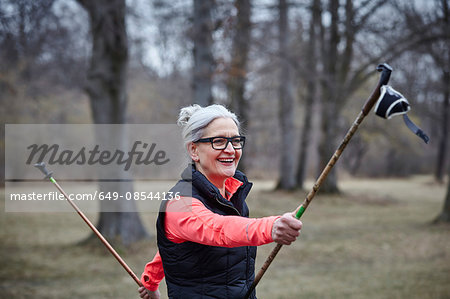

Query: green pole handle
<box><xmin>295</xmin><ymin>205</ymin><xmax>306</xmax><ymax>219</ymax></box>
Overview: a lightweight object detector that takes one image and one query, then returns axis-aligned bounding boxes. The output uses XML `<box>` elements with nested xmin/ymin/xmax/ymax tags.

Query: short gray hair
<box><xmin>177</xmin><ymin>104</ymin><xmax>241</xmax><ymax>148</ymax></box>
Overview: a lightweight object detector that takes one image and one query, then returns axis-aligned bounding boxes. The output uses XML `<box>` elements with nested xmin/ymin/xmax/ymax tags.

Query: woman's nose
<box><xmin>223</xmin><ymin>141</ymin><xmax>236</xmax><ymax>153</ymax></box>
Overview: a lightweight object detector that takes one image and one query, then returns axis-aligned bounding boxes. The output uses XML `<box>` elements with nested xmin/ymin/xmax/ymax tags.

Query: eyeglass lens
<box><xmin>212</xmin><ymin>137</ymin><xmax>244</xmax><ymax>149</ymax></box>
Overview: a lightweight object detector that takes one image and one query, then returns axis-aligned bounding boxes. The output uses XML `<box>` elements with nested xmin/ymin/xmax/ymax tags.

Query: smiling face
<box><xmin>188</xmin><ymin>117</ymin><xmax>242</xmax><ymax>189</ymax></box>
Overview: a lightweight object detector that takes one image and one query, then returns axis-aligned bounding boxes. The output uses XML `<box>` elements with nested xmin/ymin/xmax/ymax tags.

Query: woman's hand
<box><xmin>138</xmin><ymin>286</ymin><xmax>160</xmax><ymax>299</ymax></box>
<box><xmin>272</xmin><ymin>212</ymin><xmax>302</xmax><ymax>245</ymax></box>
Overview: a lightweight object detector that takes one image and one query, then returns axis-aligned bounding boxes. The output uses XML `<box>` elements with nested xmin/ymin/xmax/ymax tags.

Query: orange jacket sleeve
<box><xmin>141</xmin><ymin>250</ymin><xmax>164</xmax><ymax>291</ymax></box>
<box><xmin>165</xmin><ymin>197</ymin><xmax>279</xmax><ymax>247</ymax></box>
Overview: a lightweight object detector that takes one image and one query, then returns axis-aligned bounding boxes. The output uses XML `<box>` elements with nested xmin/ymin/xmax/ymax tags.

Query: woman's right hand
<box><xmin>138</xmin><ymin>286</ymin><xmax>160</xmax><ymax>299</ymax></box>
<box><xmin>271</xmin><ymin>212</ymin><xmax>302</xmax><ymax>245</ymax></box>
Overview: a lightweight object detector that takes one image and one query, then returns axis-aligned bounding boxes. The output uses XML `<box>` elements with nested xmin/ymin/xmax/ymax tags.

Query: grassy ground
<box><xmin>1</xmin><ymin>175</ymin><xmax>449</xmax><ymax>298</ymax></box>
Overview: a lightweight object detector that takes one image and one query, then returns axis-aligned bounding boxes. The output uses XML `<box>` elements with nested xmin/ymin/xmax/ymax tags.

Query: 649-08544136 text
<box><xmin>9</xmin><ymin>191</ymin><xmax>181</xmax><ymax>201</ymax></box>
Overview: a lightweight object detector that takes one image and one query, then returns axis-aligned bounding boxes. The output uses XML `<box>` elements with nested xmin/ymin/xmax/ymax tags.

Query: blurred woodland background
<box><xmin>1</xmin><ymin>0</ymin><xmax>449</xmax><ymax>254</ymax></box>
<box><xmin>1</xmin><ymin>1</ymin><xmax>450</xmax><ymax>298</ymax></box>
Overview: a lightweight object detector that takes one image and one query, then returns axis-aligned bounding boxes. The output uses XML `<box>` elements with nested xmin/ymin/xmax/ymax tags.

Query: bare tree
<box><xmin>76</xmin><ymin>0</ymin><xmax>148</xmax><ymax>245</ymax></box>
<box><xmin>276</xmin><ymin>0</ymin><xmax>296</xmax><ymax>190</ymax></box>
<box><xmin>317</xmin><ymin>0</ymin><xmax>341</xmax><ymax>193</ymax></box>
<box><xmin>379</xmin><ymin>0</ymin><xmax>449</xmax><ymax>181</ymax></box>
<box><xmin>0</xmin><ymin>0</ymin><xmax>86</xmax><ymax>89</ymax></box>
<box><xmin>431</xmin><ymin>0</ymin><xmax>450</xmax><ymax>223</ymax></box>
<box><xmin>315</xmin><ymin>0</ymin><xmax>413</xmax><ymax>192</ymax></box>
<box><xmin>1</xmin><ymin>0</ymin><xmax>55</xmax><ymax>79</ymax></box>
<box><xmin>227</xmin><ymin>0</ymin><xmax>252</xmax><ymax>172</ymax></box>
<box><xmin>432</xmin><ymin>0</ymin><xmax>450</xmax><ymax>183</ymax></box>
<box><xmin>434</xmin><ymin>164</ymin><xmax>450</xmax><ymax>223</ymax></box>
<box><xmin>0</xmin><ymin>0</ymin><xmax>89</xmax><ymax>183</ymax></box>
<box><xmin>296</xmin><ymin>0</ymin><xmax>321</xmax><ymax>189</ymax></box>
<box><xmin>435</xmin><ymin>55</ymin><xmax>450</xmax><ymax>183</ymax></box>
<box><xmin>192</xmin><ymin>0</ymin><xmax>215</xmax><ymax>105</ymax></box>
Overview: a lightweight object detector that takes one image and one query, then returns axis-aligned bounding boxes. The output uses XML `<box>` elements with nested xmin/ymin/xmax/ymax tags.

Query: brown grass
<box><xmin>1</xmin><ymin>175</ymin><xmax>449</xmax><ymax>298</ymax></box>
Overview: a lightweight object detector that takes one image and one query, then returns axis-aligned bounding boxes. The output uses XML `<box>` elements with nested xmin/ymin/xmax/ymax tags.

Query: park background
<box><xmin>1</xmin><ymin>0</ymin><xmax>449</xmax><ymax>298</ymax></box>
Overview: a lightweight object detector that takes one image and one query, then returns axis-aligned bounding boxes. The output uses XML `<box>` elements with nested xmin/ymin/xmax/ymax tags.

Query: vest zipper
<box><xmin>215</xmin><ymin>195</ymin><xmax>241</xmax><ymax>216</ymax></box>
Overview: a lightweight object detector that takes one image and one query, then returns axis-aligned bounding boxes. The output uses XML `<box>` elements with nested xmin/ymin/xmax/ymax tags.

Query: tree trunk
<box><xmin>192</xmin><ymin>0</ymin><xmax>215</xmax><ymax>106</ymax></box>
<box><xmin>433</xmin><ymin>0</ymin><xmax>450</xmax><ymax>223</ymax></box>
<box><xmin>317</xmin><ymin>91</ymin><xmax>339</xmax><ymax>193</ymax></box>
<box><xmin>276</xmin><ymin>0</ymin><xmax>296</xmax><ymax>190</ymax></box>
<box><xmin>434</xmin><ymin>164</ymin><xmax>450</xmax><ymax>223</ymax></box>
<box><xmin>434</xmin><ymin>0</ymin><xmax>449</xmax><ymax>183</ymax></box>
<box><xmin>228</xmin><ymin>0</ymin><xmax>251</xmax><ymax>172</ymax></box>
<box><xmin>317</xmin><ymin>0</ymin><xmax>340</xmax><ymax>193</ymax></box>
<box><xmin>435</xmin><ymin>69</ymin><xmax>450</xmax><ymax>182</ymax></box>
<box><xmin>77</xmin><ymin>0</ymin><xmax>148</xmax><ymax>246</ymax></box>
<box><xmin>296</xmin><ymin>0</ymin><xmax>321</xmax><ymax>189</ymax></box>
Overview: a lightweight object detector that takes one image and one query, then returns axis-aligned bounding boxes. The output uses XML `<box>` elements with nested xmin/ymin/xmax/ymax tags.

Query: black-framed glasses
<box><xmin>195</xmin><ymin>136</ymin><xmax>246</xmax><ymax>150</ymax></box>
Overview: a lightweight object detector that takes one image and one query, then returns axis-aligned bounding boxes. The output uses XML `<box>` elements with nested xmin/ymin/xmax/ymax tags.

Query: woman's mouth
<box><xmin>217</xmin><ymin>158</ymin><xmax>234</xmax><ymax>164</ymax></box>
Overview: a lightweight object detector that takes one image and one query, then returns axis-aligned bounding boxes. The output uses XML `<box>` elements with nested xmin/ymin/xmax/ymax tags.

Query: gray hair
<box><xmin>177</xmin><ymin>104</ymin><xmax>240</xmax><ymax>148</ymax></box>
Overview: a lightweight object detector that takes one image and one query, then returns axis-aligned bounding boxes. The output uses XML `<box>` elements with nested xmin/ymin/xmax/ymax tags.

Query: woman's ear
<box><xmin>187</xmin><ymin>142</ymin><xmax>199</xmax><ymax>162</ymax></box>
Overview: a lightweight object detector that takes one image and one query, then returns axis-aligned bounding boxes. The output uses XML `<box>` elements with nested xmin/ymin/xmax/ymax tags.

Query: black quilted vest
<box><xmin>156</xmin><ymin>165</ymin><xmax>257</xmax><ymax>299</ymax></box>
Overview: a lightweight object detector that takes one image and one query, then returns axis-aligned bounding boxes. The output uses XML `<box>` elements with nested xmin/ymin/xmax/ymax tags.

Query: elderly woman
<box><xmin>139</xmin><ymin>104</ymin><xmax>302</xmax><ymax>299</ymax></box>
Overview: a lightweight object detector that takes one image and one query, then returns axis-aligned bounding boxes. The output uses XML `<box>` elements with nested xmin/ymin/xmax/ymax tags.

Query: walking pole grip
<box><xmin>34</xmin><ymin>162</ymin><xmax>53</xmax><ymax>180</ymax></box>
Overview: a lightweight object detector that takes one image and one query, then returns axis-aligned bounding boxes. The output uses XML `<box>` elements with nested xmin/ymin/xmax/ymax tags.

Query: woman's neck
<box><xmin>209</xmin><ymin>177</ymin><xmax>226</xmax><ymax>197</ymax></box>
<box><xmin>194</xmin><ymin>165</ymin><xmax>227</xmax><ymax>197</ymax></box>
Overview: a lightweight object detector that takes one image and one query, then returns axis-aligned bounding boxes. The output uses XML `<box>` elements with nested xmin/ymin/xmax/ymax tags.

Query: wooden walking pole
<box><xmin>244</xmin><ymin>63</ymin><xmax>393</xmax><ymax>299</ymax></box>
<box><xmin>34</xmin><ymin>162</ymin><xmax>143</xmax><ymax>287</ymax></box>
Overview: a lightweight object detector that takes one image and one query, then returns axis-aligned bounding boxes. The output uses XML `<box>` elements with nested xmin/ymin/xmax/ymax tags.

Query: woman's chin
<box><xmin>219</xmin><ymin>166</ymin><xmax>237</xmax><ymax>177</ymax></box>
